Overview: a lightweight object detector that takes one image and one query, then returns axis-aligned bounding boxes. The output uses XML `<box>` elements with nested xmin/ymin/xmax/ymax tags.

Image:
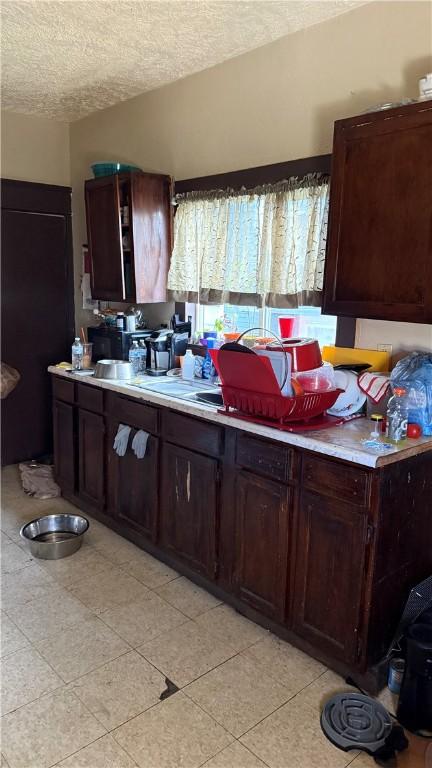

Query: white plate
<box><xmin>328</xmin><ymin>370</ymin><xmax>366</xmax><ymax>417</ymax></box>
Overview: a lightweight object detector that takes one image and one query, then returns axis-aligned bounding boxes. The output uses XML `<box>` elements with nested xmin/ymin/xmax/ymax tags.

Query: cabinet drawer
<box><xmin>52</xmin><ymin>376</ymin><xmax>75</xmax><ymax>404</ymax></box>
<box><xmin>302</xmin><ymin>455</ymin><xmax>369</xmax><ymax>506</ymax></box>
<box><xmin>77</xmin><ymin>383</ymin><xmax>104</xmax><ymax>413</ymax></box>
<box><xmin>163</xmin><ymin>410</ymin><xmax>224</xmax><ymax>457</ymax></box>
<box><xmin>236</xmin><ymin>433</ymin><xmax>295</xmax><ymax>483</ymax></box>
<box><xmin>107</xmin><ymin>392</ymin><xmax>159</xmax><ymax>434</ymax></box>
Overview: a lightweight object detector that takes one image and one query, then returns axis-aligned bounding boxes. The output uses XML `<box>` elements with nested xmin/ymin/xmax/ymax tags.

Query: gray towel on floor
<box><xmin>113</xmin><ymin>423</ymin><xmax>131</xmax><ymax>457</ymax></box>
<box><xmin>131</xmin><ymin>429</ymin><xmax>150</xmax><ymax>459</ymax></box>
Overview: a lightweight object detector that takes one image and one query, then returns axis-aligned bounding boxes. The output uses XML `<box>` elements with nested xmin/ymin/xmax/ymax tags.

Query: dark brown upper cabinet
<box><xmin>85</xmin><ymin>171</ymin><xmax>172</xmax><ymax>303</ymax></box>
<box><xmin>322</xmin><ymin>102</ymin><xmax>432</xmax><ymax>323</ymax></box>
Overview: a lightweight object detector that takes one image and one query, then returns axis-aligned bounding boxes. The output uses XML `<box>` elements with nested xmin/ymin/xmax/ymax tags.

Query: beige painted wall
<box><xmin>1</xmin><ymin>111</ymin><xmax>70</xmax><ymax>187</ymax></box>
<box><xmin>70</xmin><ymin>0</ymin><xmax>432</xmax><ymax>351</ymax></box>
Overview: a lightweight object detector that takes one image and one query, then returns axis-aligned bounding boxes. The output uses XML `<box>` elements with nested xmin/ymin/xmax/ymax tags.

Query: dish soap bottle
<box><xmin>71</xmin><ymin>337</ymin><xmax>83</xmax><ymax>370</ymax></box>
<box><xmin>387</xmin><ymin>386</ymin><xmax>408</xmax><ymax>444</ymax></box>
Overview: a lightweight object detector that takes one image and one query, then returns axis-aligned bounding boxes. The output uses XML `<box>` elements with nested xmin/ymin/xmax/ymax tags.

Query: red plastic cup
<box><xmin>278</xmin><ymin>317</ymin><xmax>295</xmax><ymax>338</ymax></box>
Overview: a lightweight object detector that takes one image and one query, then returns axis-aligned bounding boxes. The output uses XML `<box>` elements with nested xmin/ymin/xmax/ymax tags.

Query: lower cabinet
<box><xmin>159</xmin><ymin>442</ymin><xmax>219</xmax><ymax>579</ymax></box>
<box><xmin>234</xmin><ymin>470</ymin><xmax>291</xmax><ymax>622</ymax></box>
<box><xmin>78</xmin><ymin>408</ymin><xmax>105</xmax><ymax>510</ymax></box>
<box><xmin>106</xmin><ymin>419</ymin><xmax>158</xmax><ymax>540</ymax></box>
<box><xmin>292</xmin><ymin>490</ymin><xmax>368</xmax><ymax>664</ymax></box>
<box><xmin>53</xmin><ymin>399</ymin><xmax>75</xmax><ymax>494</ymax></box>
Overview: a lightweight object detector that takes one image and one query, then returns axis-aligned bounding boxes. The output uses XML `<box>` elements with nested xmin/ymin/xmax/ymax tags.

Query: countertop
<box><xmin>49</xmin><ymin>367</ymin><xmax>432</xmax><ymax>469</ymax></box>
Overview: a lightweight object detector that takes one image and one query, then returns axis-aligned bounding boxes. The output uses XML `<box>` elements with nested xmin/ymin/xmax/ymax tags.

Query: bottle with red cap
<box><xmin>387</xmin><ymin>386</ymin><xmax>408</xmax><ymax>444</ymax></box>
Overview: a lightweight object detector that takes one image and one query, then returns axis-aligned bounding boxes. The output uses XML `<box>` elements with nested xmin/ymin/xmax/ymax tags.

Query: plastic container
<box><xmin>294</xmin><ymin>363</ymin><xmax>335</xmax><ymax>393</ymax></box>
<box><xmin>387</xmin><ymin>386</ymin><xmax>408</xmax><ymax>444</ymax></box>
<box><xmin>182</xmin><ymin>349</ymin><xmax>195</xmax><ymax>380</ymax></box>
<box><xmin>278</xmin><ymin>317</ymin><xmax>295</xmax><ymax>338</ymax></box>
<box><xmin>71</xmin><ymin>337</ymin><xmax>83</xmax><ymax>370</ymax></box>
<box><xmin>125</xmin><ymin>313</ymin><xmax>136</xmax><ymax>332</ymax></box>
<box><xmin>116</xmin><ymin>312</ymin><xmax>126</xmax><ymax>331</ymax></box>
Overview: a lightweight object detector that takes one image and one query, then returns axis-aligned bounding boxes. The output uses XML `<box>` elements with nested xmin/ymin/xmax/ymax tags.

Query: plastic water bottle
<box><xmin>129</xmin><ymin>341</ymin><xmax>140</xmax><ymax>375</ymax></box>
<box><xmin>71</xmin><ymin>337</ymin><xmax>83</xmax><ymax>370</ymax></box>
<box><xmin>387</xmin><ymin>386</ymin><xmax>408</xmax><ymax>444</ymax></box>
<box><xmin>138</xmin><ymin>340</ymin><xmax>147</xmax><ymax>373</ymax></box>
<box><xmin>182</xmin><ymin>349</ymin><xmax>195</xmax><ymax>380</ymax></box>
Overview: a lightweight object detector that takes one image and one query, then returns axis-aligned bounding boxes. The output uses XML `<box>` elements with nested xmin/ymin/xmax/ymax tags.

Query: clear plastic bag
<box><xmin>390</xmin><ymin>352</ymin><xmax>432</xmax><ymax>436</ymax></box>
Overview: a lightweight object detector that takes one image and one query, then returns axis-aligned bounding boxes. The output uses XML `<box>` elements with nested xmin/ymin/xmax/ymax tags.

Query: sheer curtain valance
<box><xmin>167</xmin><ymin>174</ymin><xmax>329</xmax><ymax>308</ymax></box>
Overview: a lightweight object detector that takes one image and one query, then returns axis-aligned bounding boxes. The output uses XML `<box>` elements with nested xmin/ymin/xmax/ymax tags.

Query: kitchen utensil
<box><xmin>20</xmin><ymin>513</ymin><xmax>89</xmax><ymax>559</ymax></box>
<box><xmin>294</xmin><ymin>362</ymin><xmax>335</xmax><ymax>392</ymax></box>
<box><xmin>322</xmin><ymin>346</ymin><xmax>390</xmax><ymax>372</ymax></box>
<box><xmin>94</xmin><ymin>359</ymin><xmax>134</xmax><ymax>380</ymax></box>
<box><xmin>334</xmin><ymin>363</ymin><xmax>371</xmax><ymax>373</ymax></box>
<box><xmin>255</xmin><ymin>348</ymin><xmax>292</xmax><ymax>395</ymax></box>
<box><xmin>91</xmin><ymin>162</ymin><xmax>142</xmax><ymax>177</ymax></box>
<box><xmin>266</xmin><ymin>338</ymin><xmax>322</xmax><ymax>373</ymax></box>
<box><xmin>328</xmin><ymin>370</ymin><xmax>366</xmax><ymax>417</ymax></box>
<box><xmin>211</xmin><ymin>348</ymin><xmax>342</xmax><ymax>423</ymax></box>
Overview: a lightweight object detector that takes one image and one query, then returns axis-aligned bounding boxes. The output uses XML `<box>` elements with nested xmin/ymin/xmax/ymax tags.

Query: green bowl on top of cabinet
<box><xmin>85</xmin><ymin>170</ymin><xmax>172</xmax><ymax>303</ymax></box>
<box><xmin>91</xmin><ymin>162</ymin><xmax>142</xmax><ymax>177</ymax></box>
<box><xmin>322</xmin><ymin>101</ymin><xmax>432</xmax><ymax>324</ymax></box>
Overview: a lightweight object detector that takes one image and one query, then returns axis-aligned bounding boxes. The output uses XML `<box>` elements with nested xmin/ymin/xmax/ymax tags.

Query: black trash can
<box><xmin>397</xmin><ymin>622</ymin><xmax>432</xmax><ymax>733</ymax></box>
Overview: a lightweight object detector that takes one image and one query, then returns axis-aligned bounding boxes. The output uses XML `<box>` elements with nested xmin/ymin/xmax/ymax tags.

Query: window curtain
<box><xmin>167</xmin><ymin>174</ymin><xmax>329</xmax><ymax>308</ymax></box>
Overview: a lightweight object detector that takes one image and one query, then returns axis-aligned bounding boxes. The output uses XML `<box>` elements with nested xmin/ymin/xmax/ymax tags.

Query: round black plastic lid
<box><xmin>320</xmin><ymin>693</ymin><xmax>393</xmax><ymax>754</ymax></box>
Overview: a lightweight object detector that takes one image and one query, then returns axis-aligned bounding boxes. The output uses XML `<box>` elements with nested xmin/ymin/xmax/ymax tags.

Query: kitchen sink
<box><xmin>131</xmin><ymin>377</ymin><xmax>222</xmax><ymax>406</ymax></box>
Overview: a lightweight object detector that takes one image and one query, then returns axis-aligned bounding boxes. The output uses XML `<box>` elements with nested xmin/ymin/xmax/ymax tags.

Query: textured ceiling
<box><xmin>1</xmin><ymin>0</ymin><xmax>364</xmax><ymax>122</ymax></box>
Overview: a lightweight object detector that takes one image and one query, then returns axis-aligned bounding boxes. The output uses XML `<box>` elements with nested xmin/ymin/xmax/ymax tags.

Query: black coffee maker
<box><xmin>145</xmin><ymin>329</ymin><xmax>174</xmax><ymax>376</ymax></box>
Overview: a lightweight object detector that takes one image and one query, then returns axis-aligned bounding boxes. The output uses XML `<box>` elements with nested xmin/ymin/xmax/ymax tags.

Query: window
<box><xmin>168</xmin><ymin>174</ymin><xmax>330</xmax><ymax>308</ymax></box>
<box><xmin>194</xmin><ymin>303</ymin><xmax>337</xmax><ymax>348</ymax></box>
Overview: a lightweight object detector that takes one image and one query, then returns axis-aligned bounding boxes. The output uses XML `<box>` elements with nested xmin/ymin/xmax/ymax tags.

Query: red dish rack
<box><xmin>210</xmin><ymin>348</ymin><xmax>344</xmax><ymax>431</ymax></box>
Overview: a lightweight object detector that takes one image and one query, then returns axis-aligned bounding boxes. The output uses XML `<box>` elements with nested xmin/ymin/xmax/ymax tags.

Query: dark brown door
<box><xmin>52</xmin><ymin>400</ymin><xmax>75</xmax><ymax>494</ymax></box>
<box><xmin>78</xmin><ymin>408</ymin><xmax>105</xmax><ymax>510</ymax></box>
<box><xmin>130</xmin><ymin>172</ymin><xmax>171</xmax><ymax>303</ymax></box>
<box><xmin>293</xmin><ymin>490</ymin><xmax>368</xmax><ymax>664</ymax></box>
<box><xmin>85</xmin><ymin>176</ymin><xmax>125</xmax><ymax>301</ymax></box>
<box><xmin>159</xmin><ymin>442</ymin><xmax>218</xmax><ymax>579</ymax></box>
<box><xmin>106</xmin><ymin>419</ymin><xmax>158</xmax><ymax>540</ymax></box>
<box><xmin>1</xmin><ymin>181</ymin><xmax>74</xmax><ymax>465</ymax></box>
<box><xmin>323</xmin><ymin>102</ymin><xmax>432</xmax><ymax>323</ymax></box>
<box><xmin>234</xmin><ymin>471</ymin><xmax>290</xmax><ymax>621</ymax></box>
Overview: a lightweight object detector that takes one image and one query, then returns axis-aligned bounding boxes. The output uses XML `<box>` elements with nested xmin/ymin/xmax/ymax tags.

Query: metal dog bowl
<box><xmin>94</xmin><ymin>359</ymin><xmax>134</xmax><ymax>380</ymax></box>
<box><xmin>20</xmin><ymin>513</ymin><xmax>89</xmax><ymax>560</ymax></box>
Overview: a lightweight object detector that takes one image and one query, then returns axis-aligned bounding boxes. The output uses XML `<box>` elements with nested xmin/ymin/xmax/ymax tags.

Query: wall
<box><xmin>1</xmin><ymin>111</ymin><xmax>70</xmax><ymax>187</ymax></box>
<box><xmin>70</xmin><ymin>0</ymin><xmax>432</xmax><ymax>352</ymax></box>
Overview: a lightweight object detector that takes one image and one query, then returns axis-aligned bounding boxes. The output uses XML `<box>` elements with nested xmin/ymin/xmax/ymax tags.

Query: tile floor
<box><xmin>1</xmin><ymin>465</ymin><xmax>429</xmax><ymax>768</ymax></box>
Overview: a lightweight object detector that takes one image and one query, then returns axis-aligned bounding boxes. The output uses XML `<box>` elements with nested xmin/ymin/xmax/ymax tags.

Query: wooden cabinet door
<box><xmin>106</xmin><ymin>419</ymin><xmax>158</xmax><ymax>540</ymax></box>
<box><xmin>322</xmin><ymin>102</ymin><xmax>432</xmax><ymax>323</ymax></box>
<box><xmin>53</xmin><ymin>400</ymin><xmax>75</xmax><ymax>494</ymax></box>
<box><xmin>78</xmin><ymin>408</ymin><xmax>105</xmax><ymax>510</ymax></box>
<box><xmin>130</xmin><ymin>173</ymin><xmax>171</xmax><ymax>303</ymax></box>
<box><xmin>160</xmin><ymin>442</ymin><xmax>218</xmax><ymax>579</ymax></box>
<box><xmin>85</xmin><ymin>176</ymin><xmax>125</xmax><ymax>301</ymax></box>
<box><xmin>293</xmin><ymin>490</ymin><xmax>368</xmax><ymax>665</ymax></box>
<box><xmin>234</xmin><ymin>471</ymin><xmax>291</xmax><ymax>622</ymax></box>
